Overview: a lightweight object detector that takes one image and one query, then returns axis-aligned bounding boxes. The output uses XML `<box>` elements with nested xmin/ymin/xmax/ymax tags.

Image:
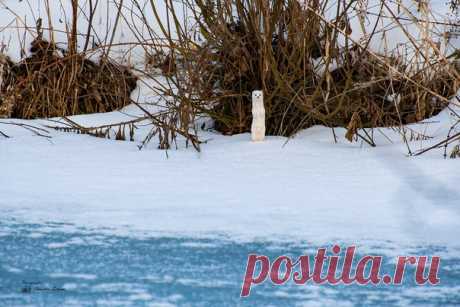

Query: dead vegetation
<box><xmin>0</xmin><ymin>35</ymin><xmax>137</xmax><ymax>119</ymax></box>
<box><xmin>0</xmin><ymin>0</ymin><xmax>201</xmax><ymax>151</ymax></box>
<box><xmin>0</xmin><ymin>0</ymin><xmax>138</xmax><ymax>120</ymax></box>
<box><xmin>1</xmin><ymin>0</ymin><xmax>460</xmax><ymax>155</ymax></box>
<box><xmin>141</xmin><ymin>0</ymin><xmax>460</xmax><ymax>151</ymax></box>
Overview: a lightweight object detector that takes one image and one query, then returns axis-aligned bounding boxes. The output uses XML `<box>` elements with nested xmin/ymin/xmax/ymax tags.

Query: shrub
<box><xmin>0</xmin><ymin>38</ymin><xmax>137</xmax><ymax>119</ymax></box>
<box><xmin>146</xmin><ymin>0</ymin><xmax>459</xmax><ymax>141</ymax></box>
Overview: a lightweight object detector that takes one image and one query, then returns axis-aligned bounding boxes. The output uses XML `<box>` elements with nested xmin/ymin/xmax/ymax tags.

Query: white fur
<box><xmin>251</xmin><ymin>90</ymin><xmax>265</xmax><ymax>142</ymax></box>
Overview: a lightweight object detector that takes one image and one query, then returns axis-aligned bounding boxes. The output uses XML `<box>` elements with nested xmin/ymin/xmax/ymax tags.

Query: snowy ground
<box><xmin>1</xmin><ymin>97</ymin><xmax>460</xmax><ymax>245</ymax></box>
<box><xmin>1</xmin><ymin>95</ymin><xmax>460</xmax><ymax>305</ymax></box>
<box><xmin>1</xmin><ymin>102</ymin><xmax>459</xmax><ymax>243</ymax></box>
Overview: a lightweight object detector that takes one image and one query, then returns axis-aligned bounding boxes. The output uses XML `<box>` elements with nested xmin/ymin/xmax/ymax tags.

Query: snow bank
<box><xmin>1</xmin><ymin>100</ymin><xmax>459</xmax><ymax>254</ymax></box>
<box><xmin>0</xmin><ymin>0</ymin><xmax>459</xmax><ymax>256</ymax></box>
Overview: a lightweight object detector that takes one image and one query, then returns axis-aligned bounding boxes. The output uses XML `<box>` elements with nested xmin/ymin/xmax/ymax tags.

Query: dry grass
<box><xmin>141</xmin><ymin>0</ymin><xmax>460</xmax><ymax>150</ymax></box>
<box><xmin>1</xmin><ymin>0</ymin><xmax>459</xmax><ymax>154</ymax></box>
<box><xmin>0</xmin><ymin>38</ymin><xmax>137</xmax><ymax>119</ymax></box>
<box><xmin>0</xmin><ymin>0</ymin><xmax>138</xmax><ymax>120</ymax></box>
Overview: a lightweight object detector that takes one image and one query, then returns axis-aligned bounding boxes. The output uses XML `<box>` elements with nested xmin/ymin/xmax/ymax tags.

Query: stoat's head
<box><xmin>252</xmin><ymin>90</ymin><xmax>263</xmax><ymax>100</ymax></box>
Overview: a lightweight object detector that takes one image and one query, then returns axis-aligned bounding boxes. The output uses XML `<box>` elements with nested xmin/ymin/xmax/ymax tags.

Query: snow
<box><xmin>1</xmin><ymin>97</ymin><xmax>460</xmax><ymax>255</ymax></box>
<box><xmin>0</xmin><ymin>2</ymin><xmax>459</xmax><ymax>304</ymax></box>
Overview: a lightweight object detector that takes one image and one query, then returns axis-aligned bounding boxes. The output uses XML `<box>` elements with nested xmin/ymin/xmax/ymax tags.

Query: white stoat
<box><xmin>251</xmin><ymin>90</ymin><xmax>265</xmax><ymax>142</ymax></box>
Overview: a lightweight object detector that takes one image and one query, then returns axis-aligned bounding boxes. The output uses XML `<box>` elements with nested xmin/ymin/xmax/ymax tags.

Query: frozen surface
<box><xmin>0</xmin><ymin>222</ymin><xmax>459</xmax><ymax>306</ymax></box>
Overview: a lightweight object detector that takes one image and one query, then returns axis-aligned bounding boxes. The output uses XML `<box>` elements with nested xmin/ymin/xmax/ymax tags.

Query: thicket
<box><xmin>1</xmin><ymin>0</ymin><xmax>459</xmax><ymax>155</ymax></box>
